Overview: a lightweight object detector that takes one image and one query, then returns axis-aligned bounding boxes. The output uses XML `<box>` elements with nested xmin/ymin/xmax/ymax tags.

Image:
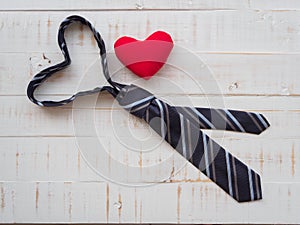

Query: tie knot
<box><xmin>116</xmin><ymin>84</ymin><xmax>155</xmax><ymax>118</ymax></box>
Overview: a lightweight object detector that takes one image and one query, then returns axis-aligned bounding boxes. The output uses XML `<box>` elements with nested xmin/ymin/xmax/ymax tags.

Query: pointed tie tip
<box><xmin>257</xmin><ymin>113</ymin><xmax>271</xmax><ymax>134</ymax></box>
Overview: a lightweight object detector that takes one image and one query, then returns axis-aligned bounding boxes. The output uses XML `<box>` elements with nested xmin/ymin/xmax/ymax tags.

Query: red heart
<box><xmin>114</xmin><ymin>31</ymin><xmax>174</xmax><ymax>80</ymax></box>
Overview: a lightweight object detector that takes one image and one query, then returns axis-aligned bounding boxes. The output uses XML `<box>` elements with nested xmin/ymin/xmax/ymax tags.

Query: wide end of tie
<box><xmin>236</xmin><ymin>171</ymin><xmax>263</xmax><ymax>203</ymax></box>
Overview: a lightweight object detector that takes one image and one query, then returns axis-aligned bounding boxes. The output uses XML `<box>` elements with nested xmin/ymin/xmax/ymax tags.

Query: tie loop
<box><xmin>27</xmin><ymin>15</ymin><xmax>124</xmax><ymax>107</ymax></box>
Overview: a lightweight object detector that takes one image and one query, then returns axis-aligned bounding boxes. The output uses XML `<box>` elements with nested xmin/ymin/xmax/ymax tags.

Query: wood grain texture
<box><xmin>1</xmin><ymin>0</ymin><xmax>300</xmax><ymax>11</ymax></box>
<box><xmin>1</xmin><ymin>11</ymin><xmax>300</xmax><ymax>54</ymax></box>
<box><xmin>0</xmin><ymin>1</ymin><xmax>299</xmax><ymax>223</ymax></box>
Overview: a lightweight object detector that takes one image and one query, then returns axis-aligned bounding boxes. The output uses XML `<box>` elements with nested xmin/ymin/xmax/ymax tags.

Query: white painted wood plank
<box><xmin>0</xmin><ymin>182</ymin><xmax>299</xmax><ymax>223</ymax></box>
<box><xmin>0</xmin><ymin>96</ymin><xmax>299</xmax><ymax>137</ymax></box>
<box><xmin>0</xmin><ymin>137</ymin><xmax>298</xmax><ymax>184</ymax></box>
<box><xmin>0</xmin><ymin>11</ymin><xmax>300</xmax><ymax>54</ymax></box>
<box><xmin>1</xmin><ymin>0</ymin><xmax>300</xmax><ymax>11</ymax></box>
<box><xmin>1</xmin><ymin>52</ymin><xmax>300</xmax><ymax>96</ymax></box>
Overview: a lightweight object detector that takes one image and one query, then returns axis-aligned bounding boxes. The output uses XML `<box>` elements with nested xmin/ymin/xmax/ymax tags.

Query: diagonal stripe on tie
<box><xmin>176</xmin><ymin>106</ymin><xmax>270</xmax><ymax>134</ymax></box>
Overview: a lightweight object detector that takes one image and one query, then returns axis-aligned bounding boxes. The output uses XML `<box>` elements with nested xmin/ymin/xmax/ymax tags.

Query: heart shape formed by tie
<box><xmin>114</xmin><ymin>31</ymin><xmax>174</xmax><ymax>80</ymax></box>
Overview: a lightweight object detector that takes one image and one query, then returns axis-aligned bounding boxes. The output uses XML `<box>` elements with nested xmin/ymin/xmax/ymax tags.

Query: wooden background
<box><xmin>0</xmin><ymin>0</ymin><xmax>300</xmax><ymax>223</ymax></box>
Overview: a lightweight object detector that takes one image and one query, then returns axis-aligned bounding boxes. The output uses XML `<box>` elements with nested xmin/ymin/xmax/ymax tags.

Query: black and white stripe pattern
<box><xmin>176</xmin><ymin>106</ymin><xmax>270</xmax><ymax>134</ymax></box>
<box><xmin>117</xmin><ymin>85</ymin><xmax>268</xmax><ymax>202</ymax></box>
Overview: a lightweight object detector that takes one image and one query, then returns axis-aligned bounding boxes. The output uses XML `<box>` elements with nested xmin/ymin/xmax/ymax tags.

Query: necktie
<box><xmin>116</xmin><ymin>84</ymin><xmax>269</xmax><ymax>202</ymax></box>
<box><xmin>27</xmin><ymin>15</ymin><xmax>270</xmax><ymax>202</ymax></box>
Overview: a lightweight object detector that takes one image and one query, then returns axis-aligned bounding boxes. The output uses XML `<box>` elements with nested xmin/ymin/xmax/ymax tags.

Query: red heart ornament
<box><xmin>114</xmin><ymin>31</ymin><xmax>174</xmax><ymax>80</ymax></box>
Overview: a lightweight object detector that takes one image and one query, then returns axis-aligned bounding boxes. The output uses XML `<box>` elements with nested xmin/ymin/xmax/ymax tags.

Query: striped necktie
<box><xmin>116</xmin><ymin>84</ymin><xmax>270</xmax><ymax>202</ymax></box>
<box><xmin>27</xmin><ymin>15</ymin><xmax>270</xmax><ymax>203</ymax></box>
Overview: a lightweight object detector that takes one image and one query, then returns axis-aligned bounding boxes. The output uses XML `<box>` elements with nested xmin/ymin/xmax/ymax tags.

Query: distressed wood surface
<box><xmin>1</xmin><ymin>0</ymin><xmax>300</xmax><ymax>11</ymax></box>
<box><xmin>0</xmin><ymin>1</ymin><xmax>299</xmax><ymax>223</ymax></box>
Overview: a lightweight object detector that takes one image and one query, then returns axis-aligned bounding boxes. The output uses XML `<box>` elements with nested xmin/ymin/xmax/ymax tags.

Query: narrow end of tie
<box><xmin>256</xmin><ymin>113</ymin><xmax>271</xmax><ymax>134</ymax></box>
